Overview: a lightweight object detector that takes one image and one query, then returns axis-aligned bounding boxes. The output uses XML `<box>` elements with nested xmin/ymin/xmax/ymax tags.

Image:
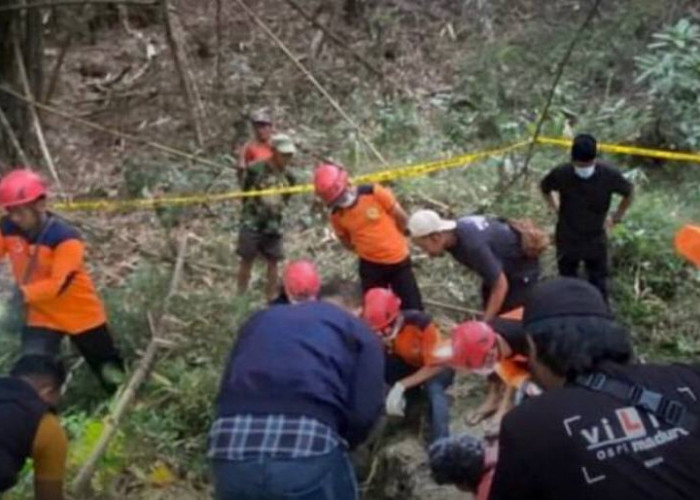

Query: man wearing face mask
<box><xmin>313</xmin><ymin>164</ymin><xmax>423</xmax><ymax>310</ymax></box>
<box><xmin>541</xmin><ymin>133</ymin><xmax>633</xmax><ymax>301</ymax></box>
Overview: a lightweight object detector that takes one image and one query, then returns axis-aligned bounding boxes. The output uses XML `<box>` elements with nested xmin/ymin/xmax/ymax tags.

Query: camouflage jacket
<box><xmin>240</xmin><ymin>160</ymin><xmax>296</xmax><ymax>235</ymax></box>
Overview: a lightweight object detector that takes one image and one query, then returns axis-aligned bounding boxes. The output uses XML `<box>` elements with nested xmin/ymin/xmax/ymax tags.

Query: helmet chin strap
<box><xmin>384</xmin><ymin>315</ymin><xmax>405</xmax><ymax>343</ymax></box>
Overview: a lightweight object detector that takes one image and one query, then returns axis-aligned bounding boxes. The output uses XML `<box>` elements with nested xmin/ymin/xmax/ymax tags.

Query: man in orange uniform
<box><xmin>314</xmin><ymin>164</ymin><xmax>423</xmax><ymax>310</ymax></box>
<box><xmin>362</xmin><ymin>287</ymin><xmax>453</xmax><ymax>443</ymax></box>
<box><xmin>0</xmin><ymin>170</ymin><xmax>124</xmax><ymax>391</ymax></box>
<box><xmin>236</xmin><ymin>110</ymin><xmax>273</xmax><ymax>184</ymax></box>
<box><xmin>1</xmin><ymin>355</ymin><xmax>68</xmax><ymax>500</ymax></box>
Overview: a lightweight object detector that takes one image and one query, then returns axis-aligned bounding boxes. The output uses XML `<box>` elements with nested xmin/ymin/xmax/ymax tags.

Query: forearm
<box><xmin>483</xmin><ymin>274</ymin><xmax>508</xmax><ymax>322</ymax></box>
<box><xmin>542</xmin><ymin>192</ymin><xmax>558</xmax><ymax>214</ymax></box>
<box><xmin>392</xmin><ymin>204</ymin><xmax>408</xmax><ymax>233</ymax></box>
<box><xmin>613</xmin><ymin>193</ymin><xmax>633</xmax><ymax>222</ymax></box>
<box><xmin>400</xmin><ymin>365</ymin><xmax>445</xmax><ymax>389</ymax></box>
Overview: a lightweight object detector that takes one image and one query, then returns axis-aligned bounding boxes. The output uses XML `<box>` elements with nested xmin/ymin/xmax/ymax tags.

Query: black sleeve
<box><xmin>610</xmin><ymin>168</ymin><xmax>633</xmax><ymax>197</ymax></box>
<box><xmin>488</xmin><ymin>413</ymin><xmax>539</xmax><ymax>500</ymax></box>
<box><xmin>540</xmin><ymin>167</ymin><xmax>561</xmax><ymax>194</ymax></box>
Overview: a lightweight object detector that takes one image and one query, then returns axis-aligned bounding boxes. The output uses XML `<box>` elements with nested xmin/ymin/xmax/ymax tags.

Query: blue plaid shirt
<box><xmin>207</xmin><ymin>414</ymin><xmax>342</xmax><ymax>460</ymax></box>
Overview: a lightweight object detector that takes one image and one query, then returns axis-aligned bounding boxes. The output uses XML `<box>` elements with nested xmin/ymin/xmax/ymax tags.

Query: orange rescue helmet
<box><xmin>362</xmin><ymin>287</ymin><xmax>401</xmax><ymax>332</ymax></box>
<box><xmin>0</xmin><ymin>169</ymin><xmax>47</xmax><ymax>209</ymax></box>
<box><xmin>314</xmin><ymin>164</ymin><xmax>349</xmax><ymax>206</ymax></box>
<box><xmin>675</xmin><ymin>224</ymin><xmax>700</xmax><ymax>267</ymax></box>
<box><xmin>451</xmin><ymin>321</ymin><xmax>497</xmax><ymax>369</ymax></box>
<box><xmin>283</xmin><ymin>260</ymin><xmax>321</xmax><ymax>299</ymax></box>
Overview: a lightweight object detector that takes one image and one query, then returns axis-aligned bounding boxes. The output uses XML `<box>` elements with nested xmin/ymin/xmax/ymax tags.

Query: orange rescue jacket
<box><xmin>0</xmin><ymin>216</ymin><xmax>106</xmax><ymax>334</ymax></box>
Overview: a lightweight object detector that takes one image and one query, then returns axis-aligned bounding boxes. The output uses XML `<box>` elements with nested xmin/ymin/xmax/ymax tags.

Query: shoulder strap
<box><xmin>21</xmin><ymin>216</ymin><xmax>56</xmax><ymax>285</ymax></box>
<box><xmin>575</xmin><ymin>372</ymin><xmax>699</xmax><ymax>431</ymax></box>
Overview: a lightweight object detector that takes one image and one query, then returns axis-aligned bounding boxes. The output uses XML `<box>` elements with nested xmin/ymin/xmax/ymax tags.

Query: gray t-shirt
<box><xmin>448</xmin><ymin>216</ymin><xmax>540</xmax><ymax>286</ymax></box>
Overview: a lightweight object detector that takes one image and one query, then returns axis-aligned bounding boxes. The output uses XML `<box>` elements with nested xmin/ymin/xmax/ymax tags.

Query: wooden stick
<box><xmin>44</xmin><ymin>33</ymin><xmax>72</xmax><ymax>104</ymax></box>
<box><xmin>424</xmin><ymin>298</ymin><xmax>481</xmax><ymax>317</ymax></box>
<box><xmin>0</xmin><ymin>0</ymin><xmax>157</xmax><ymax>12</ymax></box>
<box><xmin>161</xmin><ymin>0</ymin><xmax>205</xmax><ymax>147</ymax></box>
<box><xmin>0</xmin><ymin>105</ymin><xmax>31</xmax><ymax>166</ymax></box>
<box><xmin>234</xmin><ymin>0</ymin><xmax>387</xmax><ymax>165</ymax></box>
<box><xmin>0</xmin><ymin>85</ymin><xmax>225</xmax><ymax>170</ymax></box>
<box><xmin>72</xmin><ymin>235</ymin><xmax>189</xmax><ymax>494</ymax></box>
<box><xmin>282</xmin><ymin>0</ymin><xmax>383</xmax><ymax>78</ymax></box>
<box><xmin>214</xmin><ymin>0</ymin><xmax>223</xmax><ymax>95</ymax></box>
<box><xmin>13</xmin><ymin>40</ymin><xmax>65</xmax><ymax>197</ymax></box>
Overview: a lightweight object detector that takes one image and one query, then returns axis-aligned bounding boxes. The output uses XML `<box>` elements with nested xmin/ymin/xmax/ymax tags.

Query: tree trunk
<box><xmin>0</xmin><ymin>1</ymin><xmax>26</xmax><ymax>164</ymax></box>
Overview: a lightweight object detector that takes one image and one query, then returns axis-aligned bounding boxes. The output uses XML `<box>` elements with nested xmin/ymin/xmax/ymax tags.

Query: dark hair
<box><xmin>527</xmin><ymin>315</ymin><xmax>633</xmax><ymax>380</ymax></box>
<box><xmin>11</xmin><ymin>355</ymin><xmax>66</xmax><ymax>388</ymax></box>
<box><xmin>571</xmin><ymin>133</ymin><xmax>597</xmax><ymax>162</ymax></box>
<box><xmin>428</xmin><ymin>434</ymin><xmax>485</xmax><ymax>491</ymax></box>
<box><xmin>320</xmin><ymin>277</ymin><xmax>363</xmax><ymax>309</ymax></box>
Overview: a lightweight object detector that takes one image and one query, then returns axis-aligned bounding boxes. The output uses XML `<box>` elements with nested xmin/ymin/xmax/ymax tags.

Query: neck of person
<box><xmin>443</xmin><ymin>230</ymin><xmax>457</xmax><ymax>249</ymax></box>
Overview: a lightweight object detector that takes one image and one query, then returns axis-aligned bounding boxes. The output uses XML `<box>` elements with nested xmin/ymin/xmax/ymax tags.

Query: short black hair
<box><xmin>527</xmin><ymin>315</ymin><xmax>633</xmax><ymax>380</ymax></box>
<box><xmin>320</xmin><ymin>277</ymin><xmax>363</xmax><ymax>309</ymax></box>
<box><xmin>11</xmin><ymin>355</ymin><xmax>66</xmax><ymax>388</ymax></box>
<box><xmin>571</xmin><ymin>133</ymin><xmax>597</xmax><ymax>162</ymax></box>
<box><xmin>428</xmin><ymin>434</ymin><xmax>485</xmax><ymax>491</ymax></box>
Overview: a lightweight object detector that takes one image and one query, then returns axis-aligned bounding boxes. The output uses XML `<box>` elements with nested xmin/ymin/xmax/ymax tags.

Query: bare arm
<box><xmin>542</xmin><ymin>191</ymin><xmax>558</xmax><ymax>216</ymax></box>
<box><xmin>392</xmin><ymin>203</ymin><xmax>409</xmax><ymax>233</ymax></box>
<box><xmin>35</xmin><ymin>480</ymin><xmax>64</xmax><ymax>500</ymax></box>
<box><xmin>399</xmin><ymin>365</ymin><xmax>446</xmax><ymax>390</ymax></box>
<box><xmin>612</xmin><ymin>192</ymin><xmax>633</xmax><ymax>224</ymax></box>
<box><xmin>483</xmin><ymin>272</ymin><xmax>509</xmax><ymax>323</ymax></box>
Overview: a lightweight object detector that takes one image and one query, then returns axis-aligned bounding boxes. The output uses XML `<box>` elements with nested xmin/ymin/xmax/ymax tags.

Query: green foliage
<box><xmin>635</xmin><ymin>19</ymin><xmax>700</xmax><ymax>148</ymax></box>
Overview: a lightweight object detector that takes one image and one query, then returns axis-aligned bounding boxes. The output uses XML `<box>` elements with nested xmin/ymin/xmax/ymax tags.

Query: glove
<box><xmin>385</xmin><ymin>382</ymin><xmax>406</xmax><ymax>417</ymax></box>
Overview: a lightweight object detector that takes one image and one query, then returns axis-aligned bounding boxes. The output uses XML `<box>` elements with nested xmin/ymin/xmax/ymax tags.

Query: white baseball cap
<box><xmin>407</xmin><ymin>209</ymin><xmax>457</xmax><ymax>238</ymax></box>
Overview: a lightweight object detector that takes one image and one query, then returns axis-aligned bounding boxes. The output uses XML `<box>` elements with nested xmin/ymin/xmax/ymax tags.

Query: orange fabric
<box><xmin>675</xmin><ymin>224</ymin><xmax>700</xmax><ymax>267</ymax></box>
<box><xmin>392</xmin><ymin>322</ymin><xmax>441</xmax><ymax>368</ymax></box>
<box><xmin>241</xmin><ymin>140</ymin><xmax>273</xmax><ymax>167</ymax></box>
<box><xmin>0</xmin><ymin>224</ymin><xmax>106</xmax><ymax>334</ymax></box>
<box><xmin>495</xmin><ymin>356</ymin><xmax>530</xmax><ymax>388</ymax></box>
<box><xmin>499</xmin><ymin>307</ymin><xmax>523</xmax><ymax>321</ymax></box>
<box><xmin>31</xmin><ymin>413</ymin><xmax>68</xmax><ymax>481</ymax></box>
<box><xmin>330</xmin><ymin>184</ymin><xmax>408</xmax><ymax>264</ymax></box>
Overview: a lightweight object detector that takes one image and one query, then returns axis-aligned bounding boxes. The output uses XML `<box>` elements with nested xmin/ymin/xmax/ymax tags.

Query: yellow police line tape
<box><xmin>52</xmin><ymin>137</ymin><xmax>700</xmax><ymax>212</ymax></box>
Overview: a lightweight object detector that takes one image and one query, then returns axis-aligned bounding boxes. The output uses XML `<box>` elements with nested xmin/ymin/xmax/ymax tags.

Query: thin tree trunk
<box><xmin>24</xmin><ymin>1</ymin><xmax>43</xmax><ymax>100</ymax></box>
<box><xmin>44</xmin><ymin>33</ymin><xmax>72</xmax><ymax>103</ymax></box>
<box><xmin>161</xmin><ymin>0</ymin><xmax>205</xmax><ymax>147</ymax></box>
<box><xmin>214</xmin><ymin>0</ymin><xmax>222</xmax><ymax>96</ymax></box>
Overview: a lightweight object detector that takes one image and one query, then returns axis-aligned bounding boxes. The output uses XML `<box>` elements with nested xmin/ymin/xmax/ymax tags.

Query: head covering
<box><xmin>571</xmin><ymin>133</ymin><xmax>597</xmax><ymax>163</ymax></box>
<box><xmin>407</xmin><ymin>209</ymin><xmax>457</xmax><ymax>238</ymax></box>
<box><xmin>271</xmin><ymin>134</ymin><xmax>296</xmax><ymax>155</ymax></box>
<box><xmin>523</xmin><ymin>277</ymin><xmax>613</xmax><ymax>328</ymax></box>
<box><xmin>250</xmin><ymin>109</ymin><xmax>272</xmax><ymax>124</ymax></box>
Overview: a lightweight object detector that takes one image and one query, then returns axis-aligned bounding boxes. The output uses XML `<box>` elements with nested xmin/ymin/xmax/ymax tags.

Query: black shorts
<box><xmin>237</xmin><ymin>229</ymin><xmax>284</xmax><ymax>261</ymax></box>
<box><xmin>358</xmin><ymin>257</ymin><xmax>423</xmax><ymax>310</ymax></box>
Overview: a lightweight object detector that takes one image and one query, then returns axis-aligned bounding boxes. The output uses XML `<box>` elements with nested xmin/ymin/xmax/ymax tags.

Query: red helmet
<box><xmin>314</xmin><ymin>164</ymin><xmax>349</xmax><ymax>205</ymax></box>
<box><xmin>451</xmin><ymin>321</ymin><xmax>496</xmax><ymax>369</ymax></box>
<box><xmin>0</xmin><ymin>169</ymin><xmax>47</xmax><ymax>209</ymax></box>
<box><xmin>362</xmin><ymin>288</ymin><xmax>401</xmax><ymax>332</ymax></box>
<box><xmin>283</xmin><ymin>260</ymin><xmax>321</xmax><ymax>300</ymax></box>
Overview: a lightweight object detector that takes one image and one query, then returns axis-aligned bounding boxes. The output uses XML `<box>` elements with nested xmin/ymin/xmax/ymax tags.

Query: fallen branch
<box><xmin>282</xmin><ymin>0</ymin><xmax>383</xmax><ymax>78</ymax></box>
<box><xmin>0</xmin><ymin>0</ymin><xmax>157</xmax><ymax>12</ymax></box>
<box><xmin>13</xmin><ymin>40</ymin><xmax>65</xmax><ymax>197</ymax></box>
<box><xmin>424</xmin><ymin>298</ymin><xmax>481</xmax><ymax>317</ymax></box>
<box><xmin>234</xmin><ymin>0</ymin><xmax>387</xmax><ymax>165</ymax></box>
<box><xmin>72</xmin><ymin>234</ymin><xmax>189</xmax><ymax>494</ymax></box>
<box><xmin>0</xmin><ymin>105</ymin><xmax>31</xmax><ymax>166</ymax></box>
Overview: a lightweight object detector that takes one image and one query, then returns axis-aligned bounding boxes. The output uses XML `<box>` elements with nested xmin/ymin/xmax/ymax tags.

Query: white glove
<box><xmin>385</xmin><ymin>382</ymin><xmax>406</xmax><ymax>417</ymax></box>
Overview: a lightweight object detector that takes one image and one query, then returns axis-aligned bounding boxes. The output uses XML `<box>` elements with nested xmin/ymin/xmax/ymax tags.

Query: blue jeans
<box><xmin>385</xmin><ymin>355</ymin><xmax>454</xmax><ymax>443</ymax></box>
<box><xmin>212</xmin><ymin>447</ymin><xmax>358</xmax><ymax>500</ymax></box>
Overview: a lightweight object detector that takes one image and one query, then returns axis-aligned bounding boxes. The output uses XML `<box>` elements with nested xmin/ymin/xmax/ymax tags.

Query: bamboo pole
<box><xmin>234</xmin><ymin>0</ymin><xmax>387</xmax><ymax>165</ymax></box>
<box><xmin>72</xmin><ymin>235</ymin><xmax>189</xmax><ymax>494</ymax></box>
<box><xmin>13</xmin><ymin>40</ymin><xmax>65</xmax><ymax>196</ymax></box>
<box><xmin>0</xmin><ymin>104</ymin><xmax>31</xmax><ymax>165</ymax></box>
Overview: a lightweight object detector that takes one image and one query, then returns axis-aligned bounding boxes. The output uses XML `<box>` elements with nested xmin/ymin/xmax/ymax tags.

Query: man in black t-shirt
<box><xmin>541</xmin><ymin>134</ymin><xmax>633</xmax><ymax>301</ymax></box>
<box><xmin>489</xmin><ymin>277</ymin><xmax>700</xmax><ymax>500</ymax></box>
<box><xmin>408</xmin><ymin>210</ymin><xmax>540</xmax><ymax>321</ymax></box>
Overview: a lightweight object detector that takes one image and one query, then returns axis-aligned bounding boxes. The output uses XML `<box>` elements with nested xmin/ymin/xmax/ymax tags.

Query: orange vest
<box><xmin>330</xmin><ymin>184</ymin><xmax>409</xmax><ymax>265</ymax></box>
<box><xmin>0</xmin><ymin>216</ymin><xmax>106</xmax><ymax>334</ymax></box>
<box><xmin>241</xmin><ymin>140</ymin><xmax>273</xmax><ymax>167</ymax></box>
<box><xmin>391</xmin><ymin>311</ymin><xmax>441</xmax><ymax>368</ymax></box>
